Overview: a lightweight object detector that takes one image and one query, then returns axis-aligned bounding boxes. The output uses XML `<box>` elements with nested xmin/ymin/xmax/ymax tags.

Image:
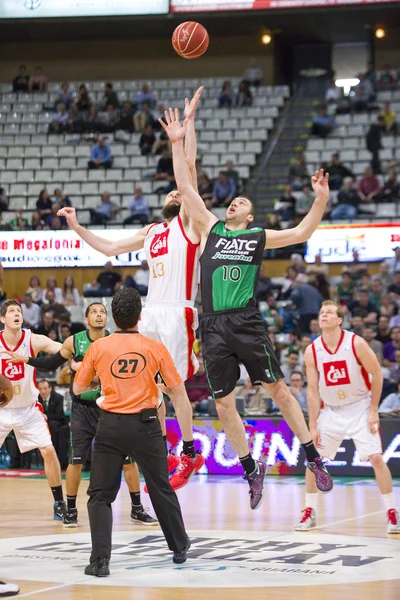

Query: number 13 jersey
<box><xmin>312</xmin><ymin>329</ymin><xmax>372</xmax><ymax>407</ymax></box>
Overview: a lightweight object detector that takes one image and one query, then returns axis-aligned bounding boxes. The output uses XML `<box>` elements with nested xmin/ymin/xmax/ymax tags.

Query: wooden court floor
<box><xmin>0</xmin><ymin>474</ymin><xmax>399</xmax><ymax>600</ymax></box>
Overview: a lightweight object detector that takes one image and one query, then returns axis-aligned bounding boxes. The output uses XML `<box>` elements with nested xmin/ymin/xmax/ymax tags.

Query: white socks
<box><xmin>382</xmin><ymin>492</ymin><xmax>396</xmax><ymax>511</ymax></box>
<box><xmin>305</xmin><ymin>493</ymin><xmax>318</xmax><ymax>510</ymax></box>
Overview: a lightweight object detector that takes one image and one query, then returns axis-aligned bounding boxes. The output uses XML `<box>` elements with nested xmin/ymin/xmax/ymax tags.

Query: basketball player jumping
<box><xmin>295</xmin><ymin>300</ymin><xmax>399</xmax><ymax>533</ymax></box>
<box><xmin>160</xmin><ymin>106</ymin><xmax>333</xmax><ymax>510</ymax></box>
<box><xmin>6</xmin><ymin>302</ymin><xmax>157</xmax><ymax>527</ymax></box>
<box><xmin>58</xmin><ymin>89</ymin><xmax>206</xmax><ymax>490</ymax></box>
<box><xmin>0</xmin><ymin>300</ymin><xmax>66</xmax><ymax>519</ymax></box>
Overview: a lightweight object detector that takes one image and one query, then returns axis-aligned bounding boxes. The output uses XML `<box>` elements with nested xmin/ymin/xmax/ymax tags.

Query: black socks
<box><xmin>183</xmin><ymin>440</ymin><xmax>195</xmax><ymax>459</ymax></box>
<box><xmin>302</xmin><ymin>441</ymin><xmax>320</xmax><ymax>463</ymax></box>
<box><xmin>51</xmin><ymin>485</ymin><xmax>64</xmax><ymax>503</ymax></box>
<box><xmin>239</xmin><ymin>453</ymin><xmax>256</xmax><ymax>476</ymax></box>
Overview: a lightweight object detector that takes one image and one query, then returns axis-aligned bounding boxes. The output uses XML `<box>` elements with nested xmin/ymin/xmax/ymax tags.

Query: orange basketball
<box><xmin>0</xmin><ymin>374</ymin><xmax>13</xmax><ymax>408</ymax></box>
<box><xmin>172</xmin><ymin>22</ymin><xmax>209</xmax><ymax>60</ymax></box>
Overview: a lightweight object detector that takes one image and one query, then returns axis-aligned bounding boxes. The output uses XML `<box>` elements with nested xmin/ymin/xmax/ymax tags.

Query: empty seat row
<box><xmin>306</xmin><ymin>148</ymin><xmax>398</xmax><ymax>163</ymax></box>
<box><xmin>8</xmin><ymin>193</ymin><xmax>162</xmax><ymax>211</ymax></box>
<box><xmin>307</xmin><ymin>134</ymin><xmax>400</xmax><ymax>151</ymax></box>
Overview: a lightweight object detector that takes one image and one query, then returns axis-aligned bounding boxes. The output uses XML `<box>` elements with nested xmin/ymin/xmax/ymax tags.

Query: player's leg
<box><xmin>38</xmin><ymin>444</ymin><xmax>65</xmax><ymax>519</ymax></box>
<box><xmin>123</xmin><ymin>461</ymin><xmax>158</xmax><ymax>525</ymax></box>
<box><xmin>368</xmin><ymin>453</ymin><xmax>399</xmax><ymax>532</ymax></box>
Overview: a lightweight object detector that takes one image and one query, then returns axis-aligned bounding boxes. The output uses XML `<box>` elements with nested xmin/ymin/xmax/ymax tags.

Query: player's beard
<box><xmin>162</xmin><ymin>202</ymin><xmax>181</xmax><ymax>220</ymax></box>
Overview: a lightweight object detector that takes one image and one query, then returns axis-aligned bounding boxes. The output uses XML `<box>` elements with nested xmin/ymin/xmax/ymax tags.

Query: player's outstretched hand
<box><xmin>311</xmin><ymin>169</ymin><xmax>329</xmax><ymax>204</ymax></box>
<box><xmin>159</xmin><ymin>108</ymin><xmax>187</xmax><ymax>143</ymax></box>
<box><xmin>368</xmin><ymin>408</ymin><xmax>380</xmax><ymax>435</ymax></box>
<box><xmin>184</xmin><ymin>86</ymin><xmax>204</xmax><ymax>120</ymax></box>
<box><xmin>5</xmin><ymin>350</ymin><xmax>27</xmax><ymax>364</ymax></box>
<box><xmin>57</xmin><ymin>206</ymin><xmax>79</xmax><ymax>229</ymax></box>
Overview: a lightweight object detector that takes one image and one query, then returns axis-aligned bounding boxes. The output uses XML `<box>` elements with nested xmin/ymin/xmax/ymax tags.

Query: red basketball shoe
<box><xmin>169</xmin><ymin>453</ymin><xmax>205</xmax><ymax>491</ymax></box>
<box><xmin>144</xmin><ymin>453</ymin><xmax>181</xmax><ymax>493</ymax></box>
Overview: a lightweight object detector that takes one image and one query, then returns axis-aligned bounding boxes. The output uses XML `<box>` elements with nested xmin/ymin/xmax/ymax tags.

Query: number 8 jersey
<box><xmin>0</xmin><ymin>329</ymin><xmax>39</xmax><ymax>408</ymax></box>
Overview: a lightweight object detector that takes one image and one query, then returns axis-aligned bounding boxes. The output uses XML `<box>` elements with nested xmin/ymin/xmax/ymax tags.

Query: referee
<box><xmin>73</xmin><ymin>288</ymin><xmax>190</xmax><ymax>577</ymax></box>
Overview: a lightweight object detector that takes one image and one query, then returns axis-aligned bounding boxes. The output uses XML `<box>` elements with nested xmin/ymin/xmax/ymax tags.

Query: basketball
<box><xmin>172</xmin><ymin>22</ymin><xmax>209</xmax><ymax>60</ymax></box>
<box><xmin>0</xmin><ymin>374</ymin><xmax>13</xmax><ymax>408</ymax></box>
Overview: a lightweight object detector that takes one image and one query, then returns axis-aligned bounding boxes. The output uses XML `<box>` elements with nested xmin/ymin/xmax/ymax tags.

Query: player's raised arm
<box><xmin>57</xmin><ymin>207</ymin><xmax>152</xmax><ymax>256</ymax></box>
<box><xmin>6</xmin><ymin>334</ymin><xmax>74</xmax><ymax>371</ymax></box>
<box><xmin>184</xmin><ymin>86</ymin><xmax>204</xmax><ymax>192</ymax></box>
<box><xmin>264</xmin><ymin>170</ymin><xmax>329</xmax><ymax>249</ymax></box>
<box><xmin>159</xmin><ymin>108</ymin><xmax>216</xmax><ymax>234</ymax></box>
<box><xmin>353</xmin><ymin>335</ymin><xmax>383</xmax><ymax>434</ymax></box>
<box><xmin>304</xmin><ymin>345</ymin><xmax>321</xmax><ymax>448</ymax></box>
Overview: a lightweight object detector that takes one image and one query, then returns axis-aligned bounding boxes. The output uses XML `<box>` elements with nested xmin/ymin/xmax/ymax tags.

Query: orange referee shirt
<box><xmin>74</xmin><ymin>331</ymin><xmax>182</xmax><ymax>414</ymax></box>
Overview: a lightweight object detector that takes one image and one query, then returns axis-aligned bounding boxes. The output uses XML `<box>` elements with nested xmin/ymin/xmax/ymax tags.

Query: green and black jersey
<box><xmin>200</xmin><ymin>220</ymin><xmax>266</xmax><ymax>314</ymax></box>
<box><xmin>70</xmin><ymin>329</ymin><xmax>109</xmax><ymax>403</ymax></box>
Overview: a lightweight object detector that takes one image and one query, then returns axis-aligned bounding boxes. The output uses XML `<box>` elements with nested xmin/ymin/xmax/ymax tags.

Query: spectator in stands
<box><xmin>347</xmin><ymin>248</ymin><xmax>369</xmax><ymax>281</ymax></box>
<box><xmin>224</xmin><ymin>160</ymin><xmax>240</xmax><ymax>190</ymax></box>
<box><xmin>42</xmin><ymin>277</ymin><xmax>63</xmax><ymax>304</ymax></box>
<box><xmin>154</xmin><ymin>148</ymin><xmax>175</xmax><ymax>194</ymax></box>
<box><xmin>128</xmin><ymin>260</ymin><xmax>150</xmax><ymax>296</ymax></box>
<box><xmin>366</xmin><ymin>115</ymin><xmax>385</xmax><ymax>174</ymax></box>
<box><xmin>36</xmin><ymin>189</ymin><xmax>53</xmax><ymax>225</ymax></box>
<box><xmin>388</xmin><ymin>271</ymin><xmax>400</xmax><ymax>299</ymax></box>
<box><xmin>295</xmin><ymin>184</ymin><xmax>315</xmax><ymax>216</ymax></box>
<box><xmin>98</xmin><ymin>105</ymin><xmax>119</xmax><ymax>133</ymax></box>
<box><xmin>275</xmin><ymin>184</ymin><xmax>296</xmax><ymax>221</ymax></box>
<box><xmin>84</xmin><ymin>261</ymin><xmax>122</xmax><ymax>297</ymax></box>
<box><xmin>235</xmin><ymin>81</ymin><xmax>253</xmax><ymax>107</ymax></box>
<box><xmin>89</xmin><ymin>191</ymin><xmax>119</xmax><ymax>225</ymax></box>
<box><xmin>62</xmin><ymin>275</ymin><xmax>81</xmax><ymax>307</ymax></box>
<box><xmin>53</xmin><ymin>82</ymin><xmax>74</xmax><ymax>111</ymax></box>
<box><xmin>378</xmin><ymin>65</ymin><xmax>397</xmax><ymax>91</ymax></box>
<box><xmin>288</xmin><ymin>371</ymin><xmax>307</xmax><ymax>412</ymax></box>
<box><xmin>280</xmin><ymin>330</ymin><xmax>301</xmax><ymax>363</ymax></box>
<box><xmin>255</xmin><ymin>264</ymin><xmax>272</xmax><ymax>302</ymax></box>
<box><xmin>100</xmin><ymin>82</ymin><xmax>119</xmax><ymax>111</ymax></box>
<box><xmin>325</xmin><ymin>79</ymin><xmax>341</xmax><ymax>106</ymax></box>
<box><xmin>244</xmin><ymin>58</ymin><xmax>263</xmax><ymax>87</ymax></box>
<box><xmin>311</xmin><ymin>105</ymin><xmax>337</xmax><ymax>138</ymax></box>
<box><xmin>88</xmin><ymin>136</ymin><xmax>113</xmax><ymax>170</ymax></box>
<box><xmin>76</xmin><ymin>84</ymin><xmax>93</xmax><ymax>113</ymax></box>
<box><xmin>364</xmin><ymin>61</ymin><xmax>377</xmax><ymax>95</ymax></box>
<box><xmin>352</xmin><ymin>74</ymin><xmax>374</xmax><ymax>112</ymax></box>
<box><xmin>139</xmin><ymin>124</ymin><xmax>156</xmax><ymax>155</ymax></box>
<box><xmin>134</xmin><ymin>102</ymin><xmax>155</xmax><ymax>132</ymax></box>
<box><xmin>312</xmin><ymin>273</ymin><xmax>331</xmax><ymax>300</ymax></box>
<box><xmin>363</xmin><ymin>325</ymin><xmax>383</xmax><ymax>359</ymax></box>
<box><xmin>306</xmin><ymin>253</ymin><xmax>329</xmax><ymax>277</ymax></box>
<box><xmin>288</xmin><ymin>154</ymin><xmax>309</xmax><ymax>190</ymax></box>
<box><xmin>8</xmin><ymin>210</ymin><xmax>29</xmax><ymax>230</ymax></box>
<box><xmin>124</xmin><ymin>187</ymin><xmax>150</xmax><ymax>226</ymax></box>
<box><xmin>38</xmin><ymin>380</ymin><xmax>69</xmax><ymax>470</ymax></box>
<box><xmin>377</xmin><ymin>170</ymin><xmax>400</xmax><ymax>203</ymax></box>
<box><xmin>152</xmin><ymin>130</ymin><xmax>170</xmax><ymax>155</ymax></box>
<box><xmin>379</xmin><ymin>380</ymin><xmax>400</xmax><ymax>413</ymax></box>
<box><xmin>21</xmin><ymin>293</ymin><xmax>41</xmax><ymax>330</ymax></box>
<box><xmin>376</xmin><ymin>315</ymin><xmax>391</xmax><ymax>344</ymax></box>
<box><xmin>236</xmin><ymin>377</ymin><xmax>268</xmax><ymax>414</ymax></box>
<box><xmin>185</xmin><ymin>356</ymin><xmax>209</xmax><ymax>413</ymax></box>
<box><xmin>66</xmin><ymin>103</ymin><xmax>84</xmax><ymax>134</ymax></box>
<box><xmin>290</xmin><ymin>273</ymin><xmax>323</xmax><ymax>334</ymax></box>
<box><xmin>265</xmin><ymin>214</ymin><xmax>281</xmax><ymax>231</ymax></box>
<box><xmin>358</xmin><ymin>166</ymin><xmax>382</xmax><ymax>203</ymax></box>
<box><xmin>385</xmin><ymin>247</ymin><xmax>400</xmax><ymax>276</ymax></box>
<box><xmin>154</xmin><ymin>103</ymin><xmax>167</xmax><ymax>130</ymax></box>
<box><xmin>31</xmin><ymin>211</ymin><xmax>44</xmax><ymax>231</ymax></box>
<box><xmin>380</xmin><ymin>102</ymin><xmax>397</xmax><ymax>136</ymax></box>
<box><xmin>198</xmin><ymin>172</ymin><xmax>214</xmax><ymax>205</ymax></box>
<box><xmin>370</xmin><ymin>278</ymin><xmax>384</xmax><ymax>311</ymax></box>
<box><xmin>118</xmin><ymin>100</ymin><xmax>135</xmax><ymax>132</ymax></box>
<box><xmin>379</xmin><ymin>261</ymin><xmax>393</xmax><ymax>289</ymax></box>
<box><xmin>260</xmin><ymin>293</ymin><xmax>284</xmax><ymax>331</ymax></box>
<box><xmin>297</xmin><ymin>334</ymin><xmax>312</xmax><ymax>367</ymax></box>
<box><xmin>326</xmin><ymin>153</ymin><xmax>354</xmax><ymax>191</ymax></box>
<box><xmin>52</xmin><ymin>189</ymin><xmax>72</xmax><ymax>226</ymax></box>
<box><xmin>0</xmin><ymin>188</ymin><xmax>9</xmax><ymax>213</ymax></box>
<box><xmin>211</xmin><ymin>171</ymin><xmax>237</xmax><ymax>207</ymax></box>
<box><xmin>349</xmin><ymin>315</ymin><xmax>364</xmax><ymax>336</ymax></box>
<box><xmin>219</xmin><ymin>81</ymin><xmax>233</xmax><ymax>107</ymax></box>
<box><xmin>40</xmin><ymin>291</ymin><xmax>69</xmax><ymax>325</ymax></box>
<box><xmin>34</xmin><ymin>311</ymin><xmax>56</xmax><ymax>336</ymax></box>
<box><xmin>383</xmin><ymin>327</ymin><xmax>400</xmax><ymax>366</ymax></box>
<box><xmin>380</xmin><ymin>294</ymin><xmax>397</xmax><ymax>320</ymax></box>
<box><xmin>12</xmin><ymin>64</ymin><xmax>30</xmax><ymax>93</ymax></box>
<box><xmin>348</xmin><ymin>289</ymin><xmax>378</xmax><ymax>323</ymax></box>
<box><xmin>290</xmin><ymin>253</ymin><xmax>306</xmax><ymax>273</ymax></box>
<box><xmin>29</xmin><ymin>66</ymin><xmax>47</xmax><ymax>92</ymax></box>
<box><xmin>60</xmin><ymin>323</ymin><xmax>72</xmax><ymax>343</ymax></box>
<box><xmin>26</xmin><ymin>276</ymin><xmax>43</xmax><ymax>304</ymax></box>
<box><xmin>136</xmin><ymin>84</ymin><xmax>155</xmax><ymax>109</ymax></box>
<box><xmin>49</xmin><ymin>103</ymin><xmax>69</xmax><ymax>134</ymax></box>
<box><xmin>389</xmin><ymin>349</ymin><xmax>400</xmax><ymax>384</ymax></box>
<box><xmin>331</xmin><ymin>177</ymin><xmax>360</xmax><ymax>222</ymax></box>
<box><xmin>281</xmin><ymin>351</ymin><xmax>302</xmax><ymax>384</ymax></box>
<box><xmin>309</xmin><ymin>318</ymin><xmax>321</xmax><ymax>341</ymax></box>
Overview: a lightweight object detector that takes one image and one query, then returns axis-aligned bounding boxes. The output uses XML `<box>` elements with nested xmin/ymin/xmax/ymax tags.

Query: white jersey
<box><xmin>0</xmin><ymin>329</ymin><xmax>38</xmax><ymax>409</ymax></box>
<box><xmin>312</xmin><ymin>329</ymin><xmax>371</xmax><ymax>407</ymax></box>
<box><xmin>144</xmin><ymin>215</ymin><xmax>200</xmax><ymax>305</ymax></box>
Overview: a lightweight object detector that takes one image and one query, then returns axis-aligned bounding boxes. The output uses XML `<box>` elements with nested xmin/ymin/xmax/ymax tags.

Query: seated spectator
<box><xmin>331</xmin><ymin>177</ymin><xmax>360</xmax><ymax>222</ymax></box>
<box><xmin>243</xmin><ymin>58</ymin><xmax>263</xmax><ymax>87</ymax></box>
<box><xmin>275</xmin><ymin>184</ymin><xmax>296</xmax><ymax>221</ymax></box>
<box><xmin>26</xmin><ymin>276</ymin><xmax>43</xmax><ymax>304</ymax></box>
<box><xmin>298</xmin><ymin>334</ymin><xmax>312</xmax><ymax>367</ymax></box>
<box><xmin>383</xmin><ymin>326</ymin><xmax>400</xmax><ymax>366</ymax></box>
<box><xmin>278</xmin><ymin>265</ymin><xmax>298</xmax><ymax>300</ymax></box>
<box><xmin>42</xmin><ymin>275</ymin><xmax>62</xmax><ymax>302</ymax></box>
<box><xmin>35</xmin><ymin>311</ymin><xmax>58</xmax><ymax>336</ymax></box>
<box><xmin>370</xmin><ymin>278</ymin><xmax>384</xmax><ymax>310</ymax></box>
<box><xmin>40</xmin><ymin>290</ymin><xmax>70</xmax><ymax>324</ymax></box>
<box><xmin>380</xmin><ymin>294</ymin><xmax>397</xmax><ymax>320</ymax></box>
<box><xmin>295</xmin><ymin>184</ymin><xmax>315</xmax><ymax>216</ymax></box>
<box><xmin>364</xmin><ymin>61</ymin><xmax>377</xmax><ymax>95</ymax></box>
<box><xmin>185</xmin><ymin>356</ymin><xmax>210</xmax><ymax>413</ymax></box>
<box><xmin>76</xmin><ymin>84</ymin><xmax>93</xmax><ymax>113</ymax></box>
<box><xmin>388</xmin><ymin>271</ymin><xmax>400</xmax><ymax>299</ymax></box>
<box><xmin>31</xmin><ymin>210</ymin><xmax>44</xmax><ymax>230</ymax></box>
<box><xmin>36</xmin><ymin>189</ymin><xmax>53</xmax><ymax>225</ymax></box>
<box><xmin>311</xmin><ymin>105</ymin><xmax>337</xmax><ymax>138</ymax></box>
<box><xmin>378</xmin><ymin>65</ymin><xmax>397</xmax><ymax>91</ymax></box>
<box><xmin>377</xmin><ymin>170</ymin><xmax>399</xmax><ymax>203</ymax></box>
<box><xmin>198</xmin><ymin>172</ymin><xmax>213</xmax><ymax>204</ymax></box>
<box><xmin>309</xmin><ymin>318</ymin><xmax>321</xmax><ymax>341</ymax></box>
<box><xmin>211</xmin><ymin>171</ymin><xmax>236</xmax><ymax>207</ymax></box>
<box><xmin>8</xmin><ymin>210</ymin><xmax>29</xmax><ymax>230</ymax></box>
<box><xmin>389</xmin><ymin>312</ymin><xmax>400</xmax><ymax>330</ymax></box>
<box><xmin>125</xmin><ymin>260</ymin><xmax>150</xmax><ymax>296</ymax></box>
<box><xmin>97</xmin><ymin>105</ymin><xmax>119</xmax><ymax>133</ymax></box>
<box><xmin>334</xmin><ymin>271</ymin><xmax>355</xmax><ymax>306</ymax></box>
<box><xmin>99</xmin><ymin>82</ymin><xmax>119</xmax><ymax>111</ymax></box>
<box><xmin>52</xmin><ymin>188</ymin><xmax>72</xmax><ymax>226</ymax></box>
<box><xmin>60</xmin><ymin>323</ymin><xmax>72</xmax><ymax>342</ymax></box>
<box><xmin>21</xmin><ymin>293</ymin><xmax>41</xmax><ymax>330</ymax></box>
<box><xmin>389</xmin><ymin>349</ymin><xmax>400</xmax><ymax>383</ymax></box>
<box><xmin>260</xmin><ymin>293</ymin><xmax>284</xmax><ymax>331</ymax></box>
<box><xmin>306</xmin><ymin>253</ymin><xmax>329</xmax><ymax>278</ymax></box>
<box><xmin>154</xmin><ymin>103</ymin><xmax>166</xmax><ymax>130</ymax></box>
<box><xmin>62</xmin><ymin>275</ymin><xmax>81</xmax><ymax>306</ymax></box>
<box><xmin>124</xmin><ymin>187</ymin><xmax>150</xmax><ymax>226</ymax></box>
<box><xmin>326</xmin><ymin>153</ymin><xmax>354</xmax><ymax>191</ymax></box>
<box><xmin>348</xmin><ymin>289</ymin><xmax>378</xmax><ymax>323</ymax></box>
<box><xmin>118</xmin><ymin>100</ymin><xmax>135</xmax><ymax>132</ymax></box>
<box><xmin>84</xmin><ymin>261</ymin><xmax>122</xmax><ymax>297</ymax></box>
<box><xmin>154</xmin><ymin>148</ymin><xmax>175</xmax><ymax>194</ymax></box>
<box><xmin>235</xmin><ymin>81</ymin><xmax>252</xmax><ymax>107</ymax></box>
<box><xmin>255</xmin><ymin>264</ymin><xmax>272</xmax><ymax>302</ymax></box>
<box><xmin>218</xmin><ymin>81</ymin><xmax>233</xmax><ymax>108</ymax></box>
<box><xmin>288</xmin><ymin>371</ymin><xmax>308</xmax><ymax>412</ymax></box>
<box><xmin>38</xmin><ymin>379</ymin><xmax>69</xmax><ymax>470</ymax></box>
<box><xmin>29</xmin><ymin>66</ymin><xmax>47</xmax><ymax>92</ymax></box>
<box><xmin>280</xmin><ymin>330</ymin><xmax>302</xmax><ymax>363</ymax></box>
<box><xmin>311</xmin><ymin>273</ymin><xmax>331</xmax><ymax>300</ymax></box>
<box><xmin>366</xmin><ymin>116</ymin><xmax>385</xmax><ymax>174</ymax></box>
<box><xmin>12</xmin><ymin>64</ymin><xmax>30</xmax><ymax>93</ymax></box>
<box><xmin>136</xmin><ymin>84</ymin><xmax>155</xmax><ymax>109</ymax></box>
<box><xmin>325</xmin><ymin>79</ymin><xmax>341</xmax><ymax>106</ymax></box>
<box><xmin>66</xmin><ymin>103</ymin><xmax>85</xmax><ymax>134</ymax></box>
<box><xmin>89</xmin><ymin>191</ymin><xmax>119</xmax><ymax>225</ymax></box>
<box><xmin>290</xmin><ymin>253</ymin><xmax>306</xmax><ymax>273</ymax></box>
<box><xmin>281</xmin><ymin>351</ymin><xmax>301</xmax><ymax>384</ymax></box>
<box><xmin>288</xmin><ymin>154</ymin><xmax>309</xmax><ymax>190</ymax></box>
<box><xmin>134</xmin><ymin>102</ymin><xmax>155</xmax><ymax>132</ymax></box>
<box><xmin>385</xmin><ymin>246</ymin><xmax>400</xmax><ymax>277</ymax></box>
<box><xmin>358</xmin><ymin>167</ymin><xmax>381</xmax><ymax>203</ymax></box>
<box><xmin>363</xmin><ymin>325</ymin><xmax>383</xmax><ymax>359</ymax></box>
<box><xmin>351</xmin><ymin>74</ymin><xmax>374</xmax><ymax>112</ymax></box>
<box><xmin>152</xmin><ymin>130</ymin><xmax>170</xmax><ymax>155</ymax></box>
<box><xmin>88</xmin><ymin>136</ymin><xmax>113</xmax><ymax>170</ymax></box>
<box><xmin>0</xmin><ymin>188</ymin><xmax>9</xmax><ymax>212</ymax></box>
<box><xmin>380</xmin><ymin>102</ymin><xmax>397</xmax><ymax>136</ymax></box>
<box><xmin>48</xmin><ymin>103</ymin><xmax>69</xmax><ymax>134</ymax></box>
<box><xmin>376</xmin><ymin>315</ymin><xmax>392</xmax><ymax>344</ymax></box>
<box><xmin>139</xmin><ymin>124</ymin><xmax>156</xmax><ymax>155</ymax></box>
<box><xmin>224</xmin><ymin>160</ymin><xmax>240</xmax><ymax>190</ymax></box>
<box><xmin>236</xmin><ymin>377</ymin><xmax>269</xmax><ymax>414</ymax></box>
<box><xmin>53</xmin><ymin>82</ymin><xmax>74</xmax><ymax>111</ymax></box>
<box><xmin>379</xmin><ymin>380</ymin><xmax>400</xmax><ymax>413</ymax></box>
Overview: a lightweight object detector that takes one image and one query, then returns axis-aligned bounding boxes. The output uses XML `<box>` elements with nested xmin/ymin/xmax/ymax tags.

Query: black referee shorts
<box><xmin>200</xmin><ymin>308</ymin><xmax>283</xmax><ymax>399</ymax></box>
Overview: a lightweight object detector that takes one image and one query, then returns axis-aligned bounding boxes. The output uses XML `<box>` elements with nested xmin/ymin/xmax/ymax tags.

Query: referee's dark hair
<box><xmin>111</xmin><ymin>288</ymin><xmax>142</xmax><ymax>330</ymax></box>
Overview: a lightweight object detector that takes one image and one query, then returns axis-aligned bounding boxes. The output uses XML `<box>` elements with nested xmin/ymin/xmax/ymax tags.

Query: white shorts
<box><xmin>0</xmin><ymin>404</ymin><xmax>52</xmax><ymax>453</ymax></box>
<box><xmin>317</xmin><ymin>398</ymin><xmax>382</xmax><ymax>461</ymax></box>
<box><xmin>139</xmin><ymin>304</ymin><xmax>199</xmax><ymax>382</ymax></box>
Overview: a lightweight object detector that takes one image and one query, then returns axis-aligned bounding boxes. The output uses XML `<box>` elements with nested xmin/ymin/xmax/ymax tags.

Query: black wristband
<box><xmin>27</xmin><ymin>351</ymin><xmax>67</xmax><ymax>370</ymax></box>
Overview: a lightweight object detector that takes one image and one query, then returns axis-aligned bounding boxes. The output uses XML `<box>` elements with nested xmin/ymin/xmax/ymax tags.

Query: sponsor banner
<box><xmin>0</xmin><ymin>229</ymin><xmax>145</xmax><ymax>268</ymax></box>
<box><xmin>170</xmin><ymin>0</ymin><xmax>398</xmax><ymax>13</ymax></box>
<box><xmin>166</xmin><ymin>417</ymin><xmax>400</xmax><ymax>476</ymax></box>
<box><xmin>305</xmin><ymin>222</ymin><xmax>400</xmax><ymax>264</ymax></box>
<box><xmin>0</xmin><ymin>0</ymin><xmax>168</xmax><ymax>19</ymax></box>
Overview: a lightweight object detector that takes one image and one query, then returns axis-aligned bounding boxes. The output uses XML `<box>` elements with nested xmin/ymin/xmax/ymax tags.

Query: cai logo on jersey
<box><xmin>1</xmin><ymin>359</ymin><xmax>25</xmax><ymax>381</ymax></box>
<box><xmin>149</xmin><ymin>228</ymin><xmax>170</xmax><ymax>258</ymax></box>
<box><xmin>323</xmin><ymin>360</ymin><xmax>350</xmax><ymax>387</ymax></box>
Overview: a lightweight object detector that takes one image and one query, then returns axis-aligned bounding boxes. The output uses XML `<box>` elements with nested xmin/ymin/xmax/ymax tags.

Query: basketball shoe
<box><xmin>144</xmin><ymin>452</ymin><xmax>181</xmax><ymax>493</ymax></box>
<box><xmin>0</xmin><ymin>581</ymin><xmax>20</xmax><ymax>597</ymax></box>
<box><xmin>169</xmin><ymin>452</ymin><xmax>206</xmax><ymax>491</ymax></box>
<box><xmin>387</xmin><ymin>509</ymin><xmax>400</xmax><ymax>533</ymax></box>
<box><xmin>53</xmin><ymin>501</ymin><xmax>67</xmax><ymax>520</ymax></box>
<box><xmin>243</xmin><ymin>460</ymin><xmax>266</xmax><ymax>510</ymax></box>
<box><xmin>63</xmin><ymin>509</ymin><xmax>78</xmax><ymax>528</ymax></box>
<box><xmin>295</xmin><ymin>507</ymin><xmax>317</xmax><ymax>531</ymax></box>
<box><xmin>131</xmin><ymin>505</ymin><xmax>158</xmax><ymax>526</ymax></box>
<box><xmin>307</xmin><ymin>458</ymin><xmax>333</xmax><ymax>493</ymax></box>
